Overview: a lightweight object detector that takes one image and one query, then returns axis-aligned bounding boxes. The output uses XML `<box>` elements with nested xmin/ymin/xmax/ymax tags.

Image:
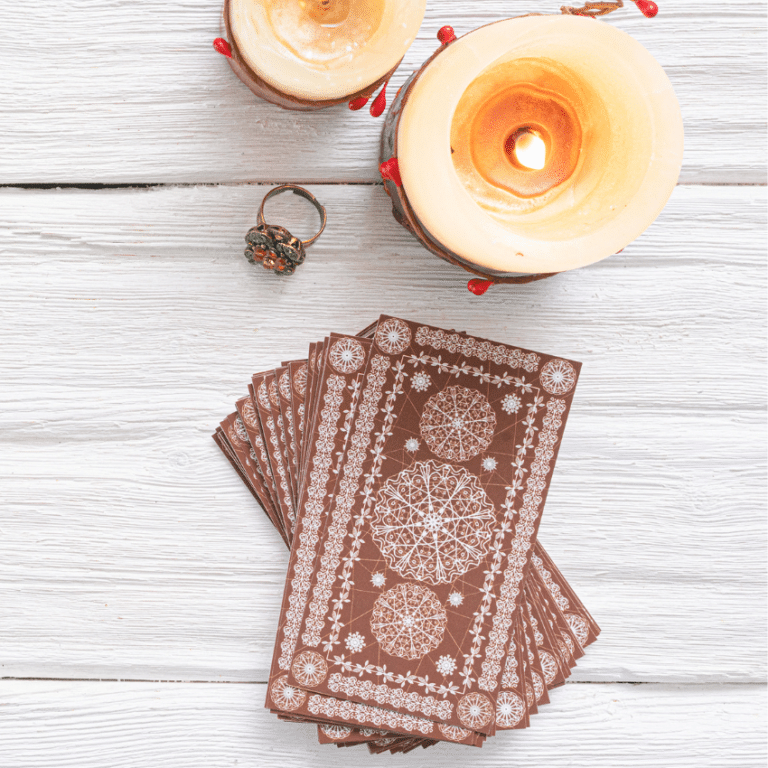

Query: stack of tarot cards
<box><xmin>213</xmin><ymin>316</ymin><xmax>599</xmax><ymax>753</ymax></box>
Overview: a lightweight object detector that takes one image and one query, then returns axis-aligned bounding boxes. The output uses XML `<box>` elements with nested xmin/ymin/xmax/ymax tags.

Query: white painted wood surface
<box><xmin>0</xmin><ymin>0</ymin><xmax>765</xmax><ymax>765</ymax></box>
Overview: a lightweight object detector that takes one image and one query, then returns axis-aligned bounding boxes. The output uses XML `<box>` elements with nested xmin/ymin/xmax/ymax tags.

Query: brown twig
<box><xmin>561</xmin><ymin>0</ymin><xmax>623</xmax><ymax>17</ymax></box>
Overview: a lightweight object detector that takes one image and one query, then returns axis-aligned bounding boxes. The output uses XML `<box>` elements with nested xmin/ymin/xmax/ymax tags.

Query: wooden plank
<box><xmin>0</xmin><ymin>183</ymin><xmax>764</xmax><ymax>681</ymax></box>
<box><xmin>0</xmin><ymin>0</ymin><xmax>764</xmax><ymax>184</ymax></box>
<box><xmin>0</xmin><ymin>681</ymin><xmax>764</xmax><ymax>767</ymax></box>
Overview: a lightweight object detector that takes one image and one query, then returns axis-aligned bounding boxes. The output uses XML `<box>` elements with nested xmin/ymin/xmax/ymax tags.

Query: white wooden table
<box><xmin>1</xmin><ymin>1</ymin><xmax>765</xmax><ymax>765</ymax></box>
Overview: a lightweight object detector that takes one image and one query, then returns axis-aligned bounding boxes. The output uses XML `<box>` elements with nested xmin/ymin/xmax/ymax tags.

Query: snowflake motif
<box><xmin>438</xmin><ymin>724</ymin><xmax>471</xmax><ymax>742</ymax></box>
<box><xmin>371</xmin><ymin>572</ymin><xmax>386</xmax><ymax>588</ymax></box>
<box><xmin>372</xmin><ymin>460</ymin><xmax>495</xmax><ymax>585</ymax></box>
<box><xmin>448</xmin><ymin>591</ymin><xmax>463</xmax><ymax>607</ymax></box>
<box><xmin>481</xmin><ymin>456</ymin><xmax>498</xmax><ymax>472</ymax></box>
<box><xmin>420</xmin><ymin>386</ymin><xmax>496</xmax><ymax>462</ymax></box>
<box><xmin>411</xmin><ymin>370</ymin><xmax>431</xmax><ymax>392</ymax></box>
<box><xmin>495</xmin><ymin>691</ymin><xmax>525</xmax><ymax>728</ymax></box>
<box><xmin>540</xmin><ymin>359</ymin><xmax>576</xmax><ymax>395</ymax></box>
<box><xmin>269</xmin><ymin>675</ymin><xmax>307</xmax><ymax>712</ymax></box>
<box><xmin>329</xmin><ymin>338</ymin><xmax>366</xmax><ymax>374</ymax></box>
<box><xmin>345</xmin><ymin>632</ymin><xmax>366</xmax><ymax>653</ymax></box>
<box><xmin>501</xmin><ymin>392</ymin><xmax>522</xmax><ymax>414</ymax></box>
<box><xmin>405</xmin><ymin>437</ymin><xmax>420</xmax><ymax>453</ymax></box>
<box><xmin>435</xmin><ymin>655</ymin><xmax>456</xmax><ymax>676</ymax></box>
<box><xmin>291</xmin><ymin>650</ymin><xmax>328</xmax><ymax>687</ymax></box>
<box><xmin>375</xmin><ymin>318</ymin><xmax>412</xmax><ymax>354</ymax></box>
<box><xmin>370</xmin><ymin>582</ymin><xmax>446</xmax><ymax>660</ymax></box>
<box><xmin>457</xmin><ymin>692</ymin><xmax>494</xmax><ymax>729</ymax></box>
<box><xmin>293</xmin><ymin>364</ymin><xmax>308</xmax><ymax>397</ymax></box>
<box><xmin>321</xmin><ymin>724</ymin><xmax>353</xmax><ymax>740</ymax></box>
<box><xmin>566</xmin><ymin>613</ymin><xmax>589</xmax><ymax>646</ymax></box>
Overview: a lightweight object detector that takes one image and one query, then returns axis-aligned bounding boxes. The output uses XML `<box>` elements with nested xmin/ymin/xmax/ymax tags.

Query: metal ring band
<box><xmin>257</xmin><ymin>185</ymin><xmax>327</xmax><ymax>247</ymax></box>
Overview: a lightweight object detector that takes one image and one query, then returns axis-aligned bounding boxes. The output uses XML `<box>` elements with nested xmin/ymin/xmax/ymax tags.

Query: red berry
<box><xmin>348</xmin><ymin>96</ymin><xmax>369</xmax><ymax>111</ymax></box>
<box><xmin>370</xmin><ymin>81</ymin><xmax>388</xmax><ymax>117</ymax></box>
<box><xmin>213</xmin><ymin>38</ymin><xmax>233</xmax><ymax>58</ymax></box>
<box><xmin>437</xmin><ymin>26</ymin><xmax>456</xmax><ymax>45</ymax></box>
<box><xmin>636</xmin><ymin>0</ymin><xmax>658</xmax><ymax>17</ymax></box>
<box><xmin>467</xmin><ymin>278</ymin><xmax>493</xmax><ymax>295</ymax></box>
<box><xmin>379</xmin><ymin>158</ymin><xmax>402</xmax><ymax>187</ymax></box>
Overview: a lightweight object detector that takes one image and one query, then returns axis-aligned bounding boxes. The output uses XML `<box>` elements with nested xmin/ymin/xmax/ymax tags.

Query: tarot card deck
<box><xmin>214</xmin><ymin>316</ymin><xmax>599</xmax><ymax>752</ymax></box>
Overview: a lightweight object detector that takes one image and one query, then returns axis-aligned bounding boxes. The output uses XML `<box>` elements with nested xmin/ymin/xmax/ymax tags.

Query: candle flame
<box><xmin>513</xmin><ymin>130</ymin><xmax>546</xmax><ymax>171</ymax></box>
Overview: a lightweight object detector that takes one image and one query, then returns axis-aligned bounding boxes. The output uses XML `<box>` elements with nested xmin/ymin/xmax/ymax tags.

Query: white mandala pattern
<box><xmin>435</xmin><ymin>655</ymin><xmax>456</xmax><ymax>676</ymax></box>
<box><xmin>411</xmin><ymin>370</ymin><xmax>431</xmax><ymax>392</ymax></box>
<box><xmin>457</xmin><ymin>692</ymin><xmax>494</xmax><ymax>729</ymax></box>
<box><xmin>270</xmin><ymin>675</ymin><xmax>306</xmax><ymax>712</ymax></box>
<box><xmin>482</xmin><ymin>456</ymin><xmax>498</xmax><ymax>472</ymax></box>
<box><xmin>370</xmin><ymin>582</ymin><xmax>446</xmax><ymax>660</ymax></box>
<box><xmin>329</xmin><ymin>338</ymin><xmax>365</xmax><ymax>374</ymax></box>
<box><xmin>371</xmin><ymin>460</ymin><xmax>495</xmax><ymax>585</ymax></box>
<box><xmin>495</xmin><ymin>691</ymin><xmax>525</xmax><ymax>728</ymax></box>
<box><xmin>291</xmin><ymin>650</ymin><xmax>328</xmax><ymax>687</ymax></box>
<box><xmin>420</xmin><ymin>386</ymin><xmax>496</xmax><ymax>462</ymax></box>
<box><xmin>345</xmin><ymin>632</ymin><xmax>366</xmax><ymax>653</ymax></box>
<box><xmin>566</xmin><ymin>613</ymin><xmax>589</xmax><ymax>647</ymax></box>
<box><xmin>501</xmin><ymin>393</ymin><xmax>522</xmax><ymax>414</ymax></box>
<box><xmin>448</xmin><ymin>591</ymin><xmax>463</xmax><ymax>607</ymax></box>
<box><xmin>371</xmin><ymin>572</ymin><xmax>386</xmax><ymax>588</ymax></box>
<box><xmin>293</xmin><ymin>364</ymin><xmax>307</xmax><ymax>397</ymax></box>
<box><xmin>540</xmin><ymin>359</ymin><xmax>576</xmax><ymax>395</ymax></box>
<box><xmin>257</xmin><ymin>380</ymin><xmax>269</xmax><ymax>409</ymax></box>
<box><xmin>438</xmin><ymin>724</ymin><xmax>471</xmax><ymax>742</ymax></box>
<box><xmin>241</xmin><ymin>398</ymin><xmax>258</xmax><ymax>428</ymax></box>
<box><xmin>320</xmin><ymin>724</ymin><xmax>352</xmax><ymax>740</ymax></box>
<box><xmin>279</xmin><ymin>371</ymin><xmax>291</xmax><ymax>401</ymax></box>
<box><xmin>532</xmin><ymin>670</ymin><xmax>545</xmax><ymax>702</ymax></box>
<box><xmin>233</xmin><ymin>416</ymin><xmax>248</xmax><ymax>442</ymax></box>
<box><xmin>375</xmin><ymin>318</ymin><xmax>411</xmax><ymax>354</ymax></box>
<box><xmin>268</xmin><ymin>379</ymin><xmax>279</xmax><ymax>407</ymax></box>
<box><xmin>405</xmin><ymin>437</ymin><xmax>420</xmax><ymax>453</ymax></box>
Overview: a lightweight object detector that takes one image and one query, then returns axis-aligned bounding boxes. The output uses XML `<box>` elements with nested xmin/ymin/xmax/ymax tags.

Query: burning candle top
<box><xmin>228</xmin><ymin>0</ymin><xmax>425</xmax><ymax>101</ymax></box>
<box><xmin>395</xmin><ymin>15</ymin><xmax>684</xmax><ymax>275</ymax></box>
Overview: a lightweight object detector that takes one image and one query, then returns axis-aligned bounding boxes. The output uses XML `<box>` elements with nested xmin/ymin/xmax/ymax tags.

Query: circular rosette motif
<box><xmin>539</xmin><ymin>650</ymin><xmax>559</xmax><ymax>684</ymax></box>
<box><xmin>279</xmin><ymin>371</ymin><xmax>291</xmax><ymax>401</ymax></box>
<box><xmin>565</xmin><ymin>612</ymin><xmax>589</xmax><ymax>646</ymax></box>
<box><xmin>540</xmin><ymin>359</ymin><xmax>576</xmax><ymax>395</ymax></box>
<box><xmin>420</xmin><ymin>386</ymin><xmax>496</xmax><ymax>462</ymax></box>
<box><xmin>257</xmin><ymin>381</ymin><xmax>270</xmax><ymax>409</ymax></box>
<box><xmin>268</xmin><ymin>380</ymin><xmax>279</xmax><ymax>407</ymax></box>
<box><xmin>241</xmin><ymin>398</ymin><xmax>259</xmax><ymax>429</ymax></box>
<box><xmin>293</xmin><ymin>364</ymin><xmax>308</xmax><ymax>397</ymax></box>
<box><xmin>370</xmin><ymin>582</ymin><xmax>447</xmax><ymax>660</ymax></box>
<box><xmin>329</xmin><ymin>338</ymin><xmax>366</xmax><ymax>373</ymax></box>
<box><xmin>320</xmin><ymin>724</ymin><xmax>352</xmax><ymax>740</ymax></box>
<box><xmin>270</xmin><ymin>675</ymin><xmax>307</xmax><ymax>712</ymax></box>
<box><xmin>532</xmin><ymin>670</ymin><xmax>545</xmax><ymax>702</ymax></box>
<box><xmin>371</xmin><ymin>460</ymin><xmax>495</xmax><ymax>585</ymax></box>
<box><xmin>457</xmin><ymin>692</ymin><xmax>494</xmax><ymax>730</ymax></box>
<box><xmin>291</xmin><ymin>650</ymin><xmax>328</xmax><ymax>687</ymax></box>
<box><xmin>495</xmin><ymin>691</ymin><xmax>525</xmax><ymax>729</ymax></box>
<box><xmin>438</xmin><ymin>724</ymin><xmax>471</xmax><ymax>742</ymax></box>
<box><xmin>375</xmin><ymin>318</ymin><xmax>412</xmax><ymax>354</ymax></box>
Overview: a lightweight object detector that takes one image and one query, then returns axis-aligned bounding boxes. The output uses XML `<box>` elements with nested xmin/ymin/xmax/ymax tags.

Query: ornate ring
<box><xmin>244</xmin><ymin>185</ymin><xmax>327</xmax><ymax>276</ymax></box>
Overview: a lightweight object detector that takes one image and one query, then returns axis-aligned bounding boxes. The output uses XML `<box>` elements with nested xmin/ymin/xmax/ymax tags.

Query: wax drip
<box><xmin>437</xmin><ymin>26</ymin><xmax>457</xmax><ymax>45</ymax></box>
<box><xmin>379</xmin><ymin>158</ymin><xmax>402</xmax><ymax>187</ymax></box>
<box><xmin>213</xmin><ymin>38</ymin><xmax>233</xmax><ymax>58</ymax></box>
<box><xmin>348</xmin><ymin>96</ymin><xmax>370</xmax><ymax>111</ymax></box>
<box><xmin>467</xmin><ymin>279</ymin><xmax>493</xmax><ymax>295</ymax></box>
<box><xmin>560</xmin><ymin>1</ymin><xmax>658</xmax><ymax>19</ymax></box>
<box><xmin>370</xmin><ymin>81</ymin><xmax>389</xmax><ymax>117</ymax></box>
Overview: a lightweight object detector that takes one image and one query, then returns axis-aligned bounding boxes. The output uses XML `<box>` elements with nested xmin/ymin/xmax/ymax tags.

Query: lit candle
<box><xmin>219</xmin><ymin>0</ymin><xmax>425</xmax><ymax>110</ymax></box>
<box><xmin>382</xmin><ymin>15</ymin><xmax>684</xmax><ymax>278</ymax></box>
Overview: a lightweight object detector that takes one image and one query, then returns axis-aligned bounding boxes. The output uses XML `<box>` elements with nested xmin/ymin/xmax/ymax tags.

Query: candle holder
<box><xmin>380</xmin><ymin>14</ymin><xmax>684</xmax><ymax>291</ymax></box>
<box><xmin>216</xmin><ymin>0</ymin><xmax>425</xmax><ymax>112</ymax></box>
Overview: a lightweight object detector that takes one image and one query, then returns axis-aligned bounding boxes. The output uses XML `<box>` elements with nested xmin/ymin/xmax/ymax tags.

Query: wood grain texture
<box><xmin>0</xmin><ymin>184</ymin><xmax>764</xmax><ymax>682</ymax></box>
<box><xmin>0</xmin><ymin>681</ymin><xmax>765</xmax><ymax>768</ymax></box>
<box><xmin>0</xmin><ymin>0</ymin><xmax>765</xmax><ymax>184</ymax></box>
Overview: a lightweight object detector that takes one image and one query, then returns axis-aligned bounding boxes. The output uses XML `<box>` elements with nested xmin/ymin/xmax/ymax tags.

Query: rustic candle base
<box><xmin>379</xmin><ymin>31</ymin><xmax>559</xmax><ymax>286</ymax></box>
<box><xmin>220</xmin><ymin>0</ymin><xmax>400</xmax><ymax>111</ymax></box>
